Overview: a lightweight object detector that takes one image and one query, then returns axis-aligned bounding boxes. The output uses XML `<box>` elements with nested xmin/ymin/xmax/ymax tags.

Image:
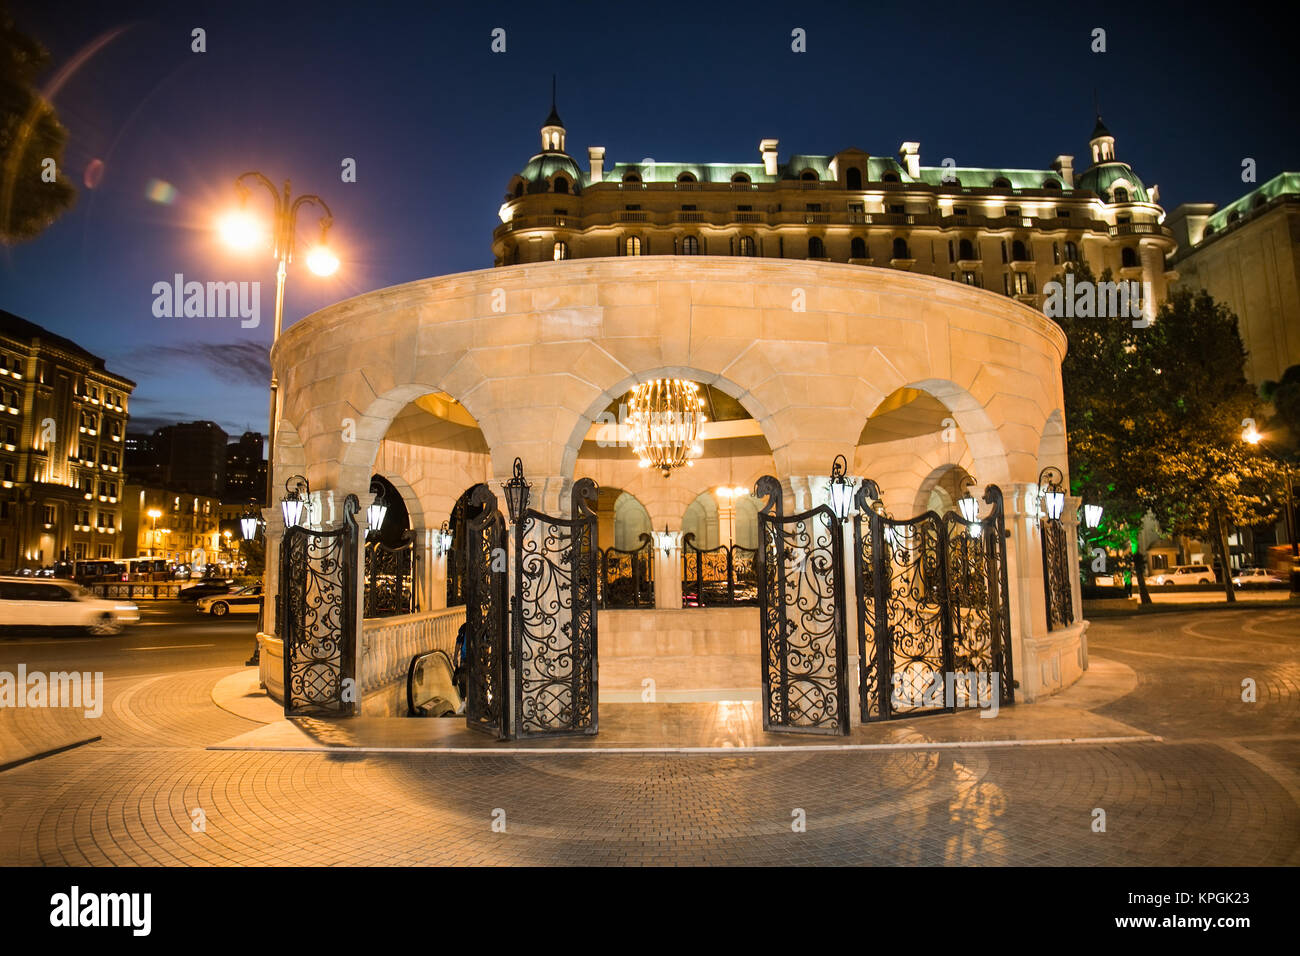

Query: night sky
<box><xmin>2</xmin><ymin>0</ymin><xmax>1294</xmax><ymax>437</ymax></box>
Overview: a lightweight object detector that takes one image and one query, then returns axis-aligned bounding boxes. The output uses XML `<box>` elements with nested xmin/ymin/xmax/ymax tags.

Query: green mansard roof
<box><xmin>1204</xmin><ymin>171</ymin><xmax>1300</xmax><ymax>233</ymax></box>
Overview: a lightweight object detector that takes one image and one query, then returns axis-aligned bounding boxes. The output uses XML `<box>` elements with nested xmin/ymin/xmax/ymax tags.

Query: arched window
<box><xmin>808</xmin><ymin>236</ymin><xmax>825</xmax><ymax>258</ymax></box>
<box><xmin>882</xmin><ymin>172</ymin><xmax>900</xmax><ymax>183</ymax></box>
<box><xmin>625</xmin><ymin>236</ymin><xmax>642</xmax><ymax>256</ymax></box>
<box><xmin>992</xmin><ymin>177</ymin><xmax>1012</xmax><ymax>189</ymax></box>
<box><xmin>677</xmin><ymin>172</ymin><xmax>697</xmax><ymax>183</ymax></box>
<box><xmin>553</xmin><ymin>176</ymin><xmax>569</xmax><ymax>194</ymax></box>
<box><xmin>1121</xmin><ymin>246</ymin><xmax>1139</xmax><ymax>268</ymax></box>
<box><xmin>1042</xmin><ymin>178</ymin><xmax>1062</xmax><ymax>190</ymax></box>
<box><xmin>513</xmin><ymin>182</ymin><xmax>524</xmax><ymax>198</ymax></box>
<box><xmin>1227</xmin><ymin>210</ymin><xmax>1241</xmax><ymax>223</ymax></box>
<box><xmin>958</xmin><ymin>238</ymin><xmax>975</xmax><ymax>260</ymax></box>
<box><xmin>681</xmin><ymin>236</ymin><xmax>699</xmax><ymax>255</ymax></box>
<box><xmin>846</xmin><ymin>167</ymin><xmax>863</xmax><ymax>190</ymax></box>
<box><xmin>1011</xmin><ymin>239</ymin><xmax>1028</xmax><ymax>262</ymax></box>
<box><xmin>850</xmin><ymin>237</ymin><xmax>867</xmax><ymax>259</ymax></box>
<box><xmin>737</xmin><ymin>236</ymin><xmax>756</xmax><ymax>256</ymax></box>
<box><xmin>1113</xmin><ymin>186</ymin><xmax>1129</xmax><ymax>203</ymax></box>
<box><xmin>1202</xmin><ymin>225</ymin><xmax>1216</xmax><ymax>237</ymax></box>
<box><xmin>1064</xmin><ymin>241</ymin><xmax>1079</xmax><ymax>262</ymax></box>
<box><xmin>1253</xmin><ymin>194</ymin><xmax>1267</xmax><ymax>209</ymax></box>
<box><xmin>800</xmin><ymin>169</ymin><xmax>818</xmax><ymax>181</ymax></box>
<box><xmin>553</xmin><ymin>241</ymin><xmax>569</xmax><ymax>261</ymax></box>
<box><xmin>731</xmin><ymin>172</ymin><xmax>750</xmax><ymax>184</ymax></box>
<box><xmin>623</xmin><ymin>172</ymin><xmax>641</xmax><ymax>184</ymax></box>
<box><xmin>892</xmin><ymin>237</ymin><xmax>910</xmax><ymax>259</ymax></box>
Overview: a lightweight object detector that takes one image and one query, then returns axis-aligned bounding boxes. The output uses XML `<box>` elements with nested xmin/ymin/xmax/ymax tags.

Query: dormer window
<box><xmin>800</xmin><ymin>170</ymin><xmax>818</xmax><ymax>181</ymax></box>
<box><xmin>623</xmin><ymin>172</ymin><xmax>641</xmax><ymax>184</ymax></box>
<box><xmin>992</xmin><ymin>177</ymin><xmax>1012</xmax><ymax>189</ymax></box>
<box><xmin>881</xmin><ymin>172</ymin><xmax>900</xmax><ymax>184</ymax></box>
<box><xmin>514</xmin><ymin>182</ymin><xmax>524</xmax><ymax>198</ymax></box>
<box><xmin>1113</xmin><ymin>186</ymin><xmax>1129</xmax><ymax>203</ymax></box>
<box><xmin>553</xmin><ymin>176</ymin><xmax>569</xmax><ymax>194</ymax></box>
<box><xmin>846</xmin><ymin>167</ymin><xmax>863</xmax><ymax>190</ymax></box>
<box><xmin>731</xmin><ymin>172</ymin><xmax>750</xmax><ymax>184</ymax></box>
<box><xmin>677</xmin><ymin>172</ymin><xmax>697</xmax><ymax>183</ymax></box>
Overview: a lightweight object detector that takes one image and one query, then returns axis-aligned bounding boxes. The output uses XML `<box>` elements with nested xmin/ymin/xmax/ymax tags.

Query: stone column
<box><xmin>654</xmin><ymin>533</ymin><xmax>683</xmax><ymax>609</ymax></box>
<box><xmin>1001</xmin><ymin>482</ymin><xmax>1046</xmax><ymax>701</ymax></box>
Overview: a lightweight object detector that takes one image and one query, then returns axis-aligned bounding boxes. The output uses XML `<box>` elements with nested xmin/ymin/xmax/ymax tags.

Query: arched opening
<box><xmin>850</xmin><ymin>236</ymin><xmax>867</xmax><ymax>259</ymax></box>
<box><xmin>1011</xmin><ymin>239</ymin><xmax>1029</xmax><ymax>262</ymax></box>
<box><xmin>846</xmin><ymin>167</ymin><xmax>863</xmax><ymax>190</ymax></box>
<box><xmin>808</xmin><ymin>236</ymin><xmax>825</xmax><ymax>258</ymax></box>
<box><xmin>446</xmin><ymin>483</ymin><xmax>488</xmax><ymax>608</ymax></box>
<box><xmin>1121</xmin><ymin>246</ymin><xmax>1139</xmax><ymax>268</ymax></box>
<box><xmin>625</xmin><ymin>235</ymin><xmax>642</xmax><ymax>256</ymax></box>
<box><xmin>958</xmin><ymin>238</ymin><xmax>975</xmax><ymax>260</ymax></box>
<box><xmin>553</xmin><ymin>240</ymin><xmax>569</xmax><ymax>261</ymax></box>
<box><xmin>892</xmin><ymin>237</ymin><xmax>910</xmax><ymax>259</ymax></box>
<box><xmin>513</xmin><ymin>181</ymin><xmax>524</xmax><ymax>198</ymax></box>
<box><xmin>623</xmin><ymin>172</ymin><xmax>641</xmax><ymax>184</ymax></box>
<box><xmin>681</xmin><ymin>235</ymin><xmax>700</xmax><ymax>255</ymax></box>
<box><xmin>882</xmin><ymin>172</ymin><xmax>900</xmax><ymax>183</ymax></box>
<box><xmin>737</xmin><ymin>235</ymin><xmax>756</xmax><ymax>256</ymax></box>
<box><xmin>677</xmin><ymin>172</ymin><xmax>697</xmax><ymax>183</ymax></box>
<box><xmin>800</xmin><ymin>169</ymin><xmax>818</xmax><ymax>181</ymax></box>
<box><xmin>731</xmin><ymin>172</ymin><xmax>750</xmax><ymax>184</ymax></box>
<box><xmin>1113</xmin><ymin>186</ymin><xmax>1129</xmax><ymax>203</ymax></box>
<box><xmin>553</xmin><ymin>176</ymin><xmax>569</xmax><ymax>194</ymax></box>
<box><xmin>1042</xmin><ymin>178</ymin><xmax>1061</xmax><ymax>190</ymax></box>
<box><xmin>992</xmin><ymin>177</ymin><xmax>1012</xmax><ymax>189</ymax></box>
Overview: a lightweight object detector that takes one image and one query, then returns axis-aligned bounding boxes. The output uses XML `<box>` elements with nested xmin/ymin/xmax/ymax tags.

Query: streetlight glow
<box><xmin>218</xmin><ymin>209</ymin><xmax>264</xmax><ymax>249</ymax></box>
<box><xmin>306</xmin><ymin>245</ymin><xmax>339</xmax><ymax>276</ymax></box>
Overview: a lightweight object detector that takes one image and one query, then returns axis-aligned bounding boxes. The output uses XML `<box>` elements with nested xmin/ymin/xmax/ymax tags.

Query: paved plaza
<box><xmin>0</xmin><ymin>608</ymin><xmax>1296</xmax><ymax>866</ymax></box>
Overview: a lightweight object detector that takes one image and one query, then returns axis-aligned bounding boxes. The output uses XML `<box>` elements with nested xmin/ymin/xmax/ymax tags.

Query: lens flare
<box><xmin>218</xmin><ymin>210</ymin><xmax>263</xmax><ymax>249</ymax></box>
<box><xmin>306</xmin><ymin>245</ymin><xmax>339</xmax><ymax>276</ymax></box>
<box><xmin>144</xmin><ymin>179</ymin><xmax>176</xmax><ymax>204</ymax></box>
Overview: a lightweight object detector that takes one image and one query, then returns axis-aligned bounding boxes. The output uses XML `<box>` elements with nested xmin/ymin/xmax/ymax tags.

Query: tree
<box><xmin>0</xmin><ymin>6</ymin><xmax>76</xmax><ymax>243</ymax></box>
<box><xmin>1260</xmin><ymin>364</ymin><xmax>1300</xmax><ymax>456</ymax></box>
<box><xmin>1049</xmin><ymin>261</ymin><xmax>1157</xmax><ymax>601</ymax></box>
<box><xmin>1134</xmin><ymin>288</ymin><xmax>1285</xmax><ymax>601</ymax></box>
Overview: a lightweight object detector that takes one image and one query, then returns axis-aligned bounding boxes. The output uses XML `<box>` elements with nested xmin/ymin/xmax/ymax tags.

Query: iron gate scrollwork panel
<box><xmin>465</xmin><ymin>485</ymin><xmax>509</xmax><ymax>738</ymax></box>
<box><xmin>364</xmin><ymin>534</ymin><xmax>415</xmax><ymax>618</ymax></box>
<box><xmin>682</xmin><ymin>534</ymin><xmax>758</xmax><ymax>607</ymax></box>
<box><xmin>755</xmin><ymin>475</ymin><xmax>850</xmax><ymax>735</ymax></box>
<box><xmin>281</xmin><ymin>494</ymin><xmax>360</xmax><ymax>717</ymax></box>
<box><xmin>513</xmin><ymin>477</ymin><xmax>599</xmax><ymax>737</ymax></box>
<box><xmin>1042</xmin><ymin>516</ymin><xmax>1074</xmax><ymax>631</ymax></box>
<box><xmin>600</xmin><ymin>533</ymin><xmax>654</xmax><ymax>608</ymax></box>
<box><xmin>855</xmin><ymin>482</ymin><xmax>1014</xmax><ymax>721</ymax></box>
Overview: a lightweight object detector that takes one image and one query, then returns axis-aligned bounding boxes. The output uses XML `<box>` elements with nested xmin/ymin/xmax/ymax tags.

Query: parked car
<box><xmin>196</xmin><ymin>584</ymin><xmax>262</xmax><ymax>616</ymax></box>
<box><xmin>0</xmin><ymin>576</ymin><xmax>139</xmax><ymax>635</ymax></box>
<box><xmin>1150</xmin><ymin>564</ymin><xmax>1214</xmax><ymax>586</ymax></box>
<box><xmin>178</xmin><ymin>579</ymin><xmax>236</xmax><ymax>602</ymax></box>
<box><xmin>1231</xmin><ymin>567</ymin><xmax>1286</xmax><ymax>588</ymax></box>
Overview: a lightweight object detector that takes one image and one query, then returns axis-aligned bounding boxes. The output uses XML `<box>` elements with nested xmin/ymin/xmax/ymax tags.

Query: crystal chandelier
<box><xmin>627</xmin><ymin>379</ymin><xmax>705</xmax><ymax>477</ymax></box>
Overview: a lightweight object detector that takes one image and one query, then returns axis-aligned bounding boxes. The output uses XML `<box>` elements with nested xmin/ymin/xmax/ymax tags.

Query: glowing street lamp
<box><xmin>240</xmin><ymin>509</ymin><xmax>260</xmax><ymax>541</ymax></box>
<box><xmin>437</xmin><ymin>521</ymin><xmax>454</xmax><ymax>557</ymax></box>
<box><xmin>957</xmin><ymin>477</ymin><xmax>981</xmax><ymax>524</ymax></box>
<box><xmin>653</xmin><ymin>525</ymin><xmax>678</xmax><ymax>558</ymax></box>
<box><xmin>281</xmin><ymin>475</ymin><xmax>310</xmax><ymax>529</ymax></box>
<box><xmin>367</xmin><ymin>479</ymin><xmax>389</xmax><ymax>538</ymax></box>
<box><xmin>1037</xmin><ymin>467</ymin><xmax>1066</xmax><ymax>521</ymax></box>
<box><xmin>827</xmin><ymin>454</ymin><xmax>855</xmax><ymax>521</ymax></box>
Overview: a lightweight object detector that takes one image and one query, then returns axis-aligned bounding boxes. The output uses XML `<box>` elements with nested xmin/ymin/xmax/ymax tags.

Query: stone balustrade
<box><xmin>359</xmin><ymin>607</ymin><xmax>467</xmax><ymax>715</ymax></box>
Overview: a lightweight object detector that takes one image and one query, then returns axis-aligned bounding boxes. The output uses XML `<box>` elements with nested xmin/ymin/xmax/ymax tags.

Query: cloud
<box><xmin>119</xmin><ymin>340</ymin><xmax>271</xmax><ymax>387</ymax></box>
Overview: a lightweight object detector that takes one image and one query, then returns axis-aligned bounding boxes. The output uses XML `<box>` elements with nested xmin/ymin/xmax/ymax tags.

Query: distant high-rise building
<box><xmin>125</xmin><ymin>421</ymin><xmax>228</xmax><ymax>498</ymax></box>
<box><xmin>224</xmin><ymin>431</ymin><xmax>267</xmax><ymax>504</ymax></box>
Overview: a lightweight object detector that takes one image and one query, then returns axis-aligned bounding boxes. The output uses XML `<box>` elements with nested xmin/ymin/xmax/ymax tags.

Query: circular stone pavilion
<box><xmin>256</xmin><ymin>256</ymin><xmax>1085</xmax><ymax>726</ymax></box>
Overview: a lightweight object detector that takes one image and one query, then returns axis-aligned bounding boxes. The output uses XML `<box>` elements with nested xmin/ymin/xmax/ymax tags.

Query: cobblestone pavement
<box><xmin>0</xmin><ymin>609</ymin><xmax>1296</xmax><ymax>865</ymax></box>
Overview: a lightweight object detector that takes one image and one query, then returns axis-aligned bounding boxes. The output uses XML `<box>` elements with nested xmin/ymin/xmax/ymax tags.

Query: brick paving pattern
<box><xmin>0</xmin><ymin>608</ymin><xmax>1297</xmax><ymax>865</ymax></box>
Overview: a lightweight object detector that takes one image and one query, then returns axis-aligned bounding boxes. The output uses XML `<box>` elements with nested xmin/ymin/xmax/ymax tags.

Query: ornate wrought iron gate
<box><xmin>1041</xmin><ymin>516</ymin><xmax>1074</xmax><ymax>631</ymax></box>
<box><xmin>681</xmin><ymin>535</ymin><xmax>759</xmax><ymax>607</ymax></box>
<box><xmin>854</xmin><ymin>483</ymin><xmax>1013</xmax><ymax>722</ymax></box>
<box><xmin>755</xmin><ymin>475</ymin><xmax>851</xmax><ymax>735</ymax></box>
<box><xmin>600</xmin><ymin>533</ymin><xmax>654</xmax><ymax>608</ymax></box>
<box><xmin>363</xmin><ymin>534</ymin><xmax>415</xmax><ymax>618</ymax></box>
<box><xmin>513</xmin><ymin>477</ymin><xmax>599</xmax><ymax>738</ymax></box>
<box><xmin>280</xmin><ymin>493</ymin><xmax>360</xmax><ymax>717</ymax></box>
<box><xmin>465</xmin><ymin>485</ymin><xmax>509</xmax><ymax>738</ymax></box>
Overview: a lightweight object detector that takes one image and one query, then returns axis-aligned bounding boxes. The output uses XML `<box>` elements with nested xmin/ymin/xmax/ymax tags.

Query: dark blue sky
<box><xmin>2</xmin><ymin>0</ymin><xmax>1294</xmax><ymax>436</ymax></box>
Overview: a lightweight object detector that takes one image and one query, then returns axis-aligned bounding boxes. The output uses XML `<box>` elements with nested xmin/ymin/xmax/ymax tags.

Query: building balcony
<box><xmin>889</xmin><ymin>258</ymin><xmax>916</xmax><ymax>270</ymax></box>
<box><xmin>676</xmin><ymin>211</ymin><xmax>705</xmax><ymax>223</ymax></box>
<box><xmin>1109</xmin><ymin>222</ymin><xmax>1174</xmax><ymax>239</ymax></box>
<box><xmin>956</xmin><ymin>259</ymin><xmax>983</xmax><ymax>271</ymax></box>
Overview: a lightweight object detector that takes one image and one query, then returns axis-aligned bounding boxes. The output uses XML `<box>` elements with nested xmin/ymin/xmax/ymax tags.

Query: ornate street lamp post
<box><xmin>502</xmin><ymin>458</ymin><xmax>532</xmax><ymax>525</ymax></box>
<box><xmin>280</xmin><ymin>475</ymin><xmax>311</xmax><ymax>529</ymax></box>
<box><xmin>366</xmin><ymin>479</ymin><xmax>389</xmax><ymax>539</ymax></box>
<box><xmin>1037</xmin><ymin>466</ymin><xmax>1066</xmax><ymax>521</ymax></box>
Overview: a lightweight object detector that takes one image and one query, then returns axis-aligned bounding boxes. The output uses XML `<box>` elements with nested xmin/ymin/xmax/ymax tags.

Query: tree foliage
<box><xmin>0</xmin><ymin>6</ymin><xmax>76</xmax><ymax>243</ymax></box>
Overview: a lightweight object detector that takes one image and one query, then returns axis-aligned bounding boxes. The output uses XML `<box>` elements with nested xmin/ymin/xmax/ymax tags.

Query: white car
<box><xmin>1150</xmin><ymin>564</ymin><xmax>1214</xmax><ymax>586</ymax></box>
<box><xmin>196</xmin><ymin>584</ymin><xmax>263</xmax><ymax>617</ymax></box>
<box><xmin>0</xmin><ymin>576</ymin><xmax>139</xmax><ymax>635</ymax></box>
<box><xmin>1231</xmin><ymin>567</ymin><xmax>1285</xmax><ymax>588</ymax></box>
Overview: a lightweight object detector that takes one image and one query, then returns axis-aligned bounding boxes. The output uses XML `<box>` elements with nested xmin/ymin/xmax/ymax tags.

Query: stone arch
<box><xmin>912</xmin><ymin>462</ymin><xmax>977</xmax><ymax>517</ymax></box>
<box><xmin>1036</xmin><ymin>408</ymin><xmax>1068</xmax><ymax>482</ymax></box>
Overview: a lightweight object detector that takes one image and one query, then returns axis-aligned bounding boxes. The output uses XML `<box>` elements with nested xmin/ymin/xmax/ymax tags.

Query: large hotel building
<box><xmin>493</xmin><ymin>110</ymin><xmax>1179</xmax><ymax>316</ymax></box>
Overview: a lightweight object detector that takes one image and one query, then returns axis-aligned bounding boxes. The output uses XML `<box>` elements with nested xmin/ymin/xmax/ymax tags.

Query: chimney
<box><xmin>760</xmin><ymin>138</ymin><xmax>779</xmax><ymax>177</ymax></box>
<box><xmin>1052</xmin><ymin>154</ymin><xmax>1074</xmax><ymax>189</ymax></box>
<box><xmin>898</xmin><ymin>142</ymin><xmax>920</xmax><ymax>179</ymax></box>
<box><xmin>588</xmin><ymin>146</ymin><xmax>605</xmax><ymax>184</ymax></box>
